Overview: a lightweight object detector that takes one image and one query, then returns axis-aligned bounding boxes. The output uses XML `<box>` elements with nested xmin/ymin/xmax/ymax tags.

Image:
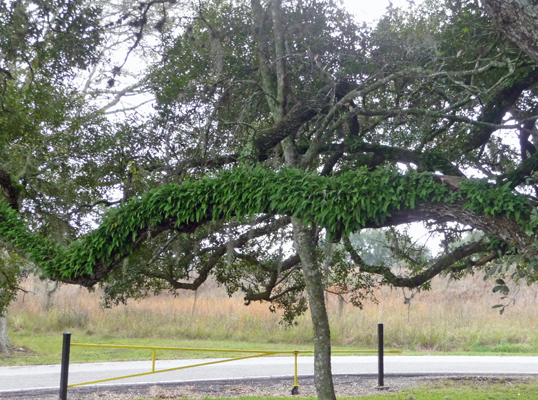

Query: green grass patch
<box><xmin>471</xmin><ymin>341</ymin><xmax>538</xmax><ymax>354</ymax></box>
<box><xmin>377</xmin><ymin>377</ymin><xmax>538</xmax><ymax>399</ymax></box>
<box><xmin>0</xmin><ymin>332</ymin><xmax>385</xmax><ymax>366</ymax></box>
<box><xmin>4</xmin><ymin>331</ymin><xmax>538</xmax><ymax>366</ymax></box>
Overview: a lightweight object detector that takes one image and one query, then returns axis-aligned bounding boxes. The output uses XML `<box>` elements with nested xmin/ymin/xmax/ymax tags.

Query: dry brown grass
<box><xmin>7</xmin><ymin>273</ymin><xmax>538</xmax><ymax>352</ymax></box>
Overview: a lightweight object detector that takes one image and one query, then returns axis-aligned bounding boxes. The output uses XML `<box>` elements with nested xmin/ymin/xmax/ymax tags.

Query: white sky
<box><xmin>343</xmin><ymin>0</ymin><xmax>417</xmax><ymax>22</ymax></box>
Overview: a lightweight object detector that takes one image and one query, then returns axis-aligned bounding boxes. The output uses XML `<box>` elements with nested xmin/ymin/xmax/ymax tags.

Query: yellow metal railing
<box><xmin>67</xmin><ymin>342</ymin><xmax>402</xmax><ymax>389</ymax></box>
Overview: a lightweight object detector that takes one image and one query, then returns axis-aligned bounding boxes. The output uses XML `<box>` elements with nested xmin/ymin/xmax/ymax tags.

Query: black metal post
<box><xmin>378</xmin><ymin>323</ymin><xmax>384</xmax><ymax>387</ymax></box>
<box><xmin>59</xmin><ymin>332</ymin><xmax>71</xmax><ymax>400</ymax></box>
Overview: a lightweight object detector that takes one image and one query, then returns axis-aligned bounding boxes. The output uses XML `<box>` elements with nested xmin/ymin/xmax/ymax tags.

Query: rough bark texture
<box><xmin>482</xmin><ymin>0</ymin><xmax>538</xmax><ymax>64</ymax></box>
<box><xmin>0</xmin><ymin>168</ymin><xmax>20</xmax><ymax>355</ymax></box>
<box><xmin>0</xmin><ymin>168</ymin><xmax>20</xmax><ymax>212</ymax></box>
<box><xmin>252</xmin><ymin>101</ymin><xmax>318</xmax><ymax>157</ymax></box>
<box><xmin>363</xmin><ymin>202</ymin><xmax>532</xmax><ymax>251</ymax></box>
<box><xmin>292</xmin><ymin>220</ymin><xmax>336</xmax><ymax>400</ymax></box>
<box><xmin>0</xmin><ymin>314</ymin><xmax>13</xmax><ymax>354</ymax></box>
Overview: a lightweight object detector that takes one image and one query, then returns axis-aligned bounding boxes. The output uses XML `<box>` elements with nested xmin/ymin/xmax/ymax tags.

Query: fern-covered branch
<box><xmin>0</xmin><ymin>166</ymin><xmax>534</xmax><ymax>287</ymax></box>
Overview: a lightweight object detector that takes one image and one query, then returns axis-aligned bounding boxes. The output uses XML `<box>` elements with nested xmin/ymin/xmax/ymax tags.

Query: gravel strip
<box><xmin>2</xmin><ymin>374</ymin><xmax>530</xmax><ymax>399</ymax></box>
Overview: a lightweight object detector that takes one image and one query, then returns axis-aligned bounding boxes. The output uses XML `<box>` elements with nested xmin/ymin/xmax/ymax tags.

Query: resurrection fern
<box><xmin>0</xmin><ymin>166</ymin><xmax>531</xmax><ymax>282</ymax></box>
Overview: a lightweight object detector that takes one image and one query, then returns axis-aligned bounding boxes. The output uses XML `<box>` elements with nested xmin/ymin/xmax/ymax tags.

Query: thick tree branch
<box><xmin>0</xmin><ymin>168</ymin><xmax>20</xmax><ymax>212</ymax></box>
<box><xmin>252</xmin><ymin>101</ymin><xmax>319</xmax><ymax>157</ymax></box>
<box><xmin>4</xmin><ymin>167</ymin><xmax>533</xmax><ymax>288</ymax></box>
<box><xmin>346</xmin><ymin>140</ymin><xmax>464</xmax><ymax>176</ymax></box>
<box><xmin>459</xmin><ymin>68</ymin><xmax>538</xmax><ymax>154</ymax></box>
<box><xmin>76</xmin><ymin>199</ymin><xmax>525</xmax><ymax>289</ymax></box>
<box><xmin>343</xmin><ymin>236</ymin><xmax>492</xmax><ymax>288</ymax></box>
<box><xmin>482</xmin><ymin>0</ymin><xmax>538</xmax><ymax>64</ymax></box>
<box><xmin>503</xmin><ymin>152</ymin><xmax>538</xmax><ymax>188</ymax></box>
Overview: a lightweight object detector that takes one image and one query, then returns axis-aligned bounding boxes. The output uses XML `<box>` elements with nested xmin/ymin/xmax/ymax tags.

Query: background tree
<box><xmin>0</xmin><ymin>0</ymin><xmax>168</xmax><ymax>353</ymax></box>
<box><xmin>0</xmin><ymin>0</ymin><xmax>107</xmax><ymax>353</ymax></box>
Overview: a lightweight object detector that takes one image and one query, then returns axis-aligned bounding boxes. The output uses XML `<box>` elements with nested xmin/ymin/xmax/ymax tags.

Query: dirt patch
<box><xmin>0</xmin><ymin>375</ymin><xmax>425</xmax><ymax>399</ymax></box>
<box><xmin>4</xmin><ymin>375</ymin><xmax>538</xmax><ymax>399</ymax></box>
<box><xmin>0</xmin><ymin>347</ymin><xmax>34</xmax><ymax>358</ymax></box>
<box><xmin>4</xmin><ymin>374</ymin><xmax>534</xmax><ymax>400</ymax></box>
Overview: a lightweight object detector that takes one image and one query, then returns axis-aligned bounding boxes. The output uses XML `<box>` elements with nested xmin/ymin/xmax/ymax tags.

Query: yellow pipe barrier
<box><xmin>67</xmin><ymin>342</ymin><xmax>402</xmax><ymax>389</ymax></box>
<box><xmin>68</xmin><ymin>351</ymin><xmax>276</xmax><ymax>388</ymax></box>
<box><xmin>70</xmin><ymin>342</ymin><xmax>401</xmax><ymax>354</ymax></box>
<box><xmin>71</xmin><ymin>343</ymin><xmax>285</xmax><ymax>353</ymax></box>
<box><xmin>294</xmin><ymin>351</ymin><xmax>298</xmax><ymax>387</ymax></box>
<box><xmin>291</xmin><ymin>350</ymin><xmax>299</xmax><ymax>394</ymax></box>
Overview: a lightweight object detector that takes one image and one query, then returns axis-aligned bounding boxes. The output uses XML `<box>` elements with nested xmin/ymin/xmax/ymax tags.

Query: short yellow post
<box><xmin>291</xmin><ymin>351</ymin><xmax>299</xmax><ymax>395</ymax></box>
<box><xmin>152</xmin><ymin>348</ymin><xmax>157</xmax><ymax>372</ymax></box>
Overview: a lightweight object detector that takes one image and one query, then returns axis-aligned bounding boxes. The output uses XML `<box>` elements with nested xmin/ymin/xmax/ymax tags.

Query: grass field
<box><xmin>3</xmin><ymin>272</ymin><xmax>538</xmax><ymax>366</ymax></box>
<box><xmin>356</xmin><ymin>377</ymin><xmax>538</xmax><ymax>399</ymax></box>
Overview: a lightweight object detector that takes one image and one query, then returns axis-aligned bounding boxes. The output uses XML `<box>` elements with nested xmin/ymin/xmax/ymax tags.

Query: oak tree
<box><xmin>3</xmin><ymin>1</ymin><xmax>538</xmax><ymax>398</ymax></box>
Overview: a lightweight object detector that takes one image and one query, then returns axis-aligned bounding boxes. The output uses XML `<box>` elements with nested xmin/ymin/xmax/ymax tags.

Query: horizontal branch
<box><xmin>353</xmin><ymin>108</ymin><xmax>520</xmax><ymax>131</ymax></box>
<box><xmin>0</xmin><ymin>166</ymin><xmax>532</xmax><ymax>288</ymax></box>
<box><xmin>345</xmin><ymin>140</ymin><xmax>464</xmax><ymax>176</ymax></box>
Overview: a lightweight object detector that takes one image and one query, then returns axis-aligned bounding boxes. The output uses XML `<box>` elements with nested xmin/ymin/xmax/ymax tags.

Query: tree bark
<box><xmin>293</xmin><ymin>220</ymin><xmax>336</xmax><ymax>400</ymax></box>
<box><xmin>0</xmin><ymin>313</ymin><xmax>13</xmax><ymax>355</ymax></box>
<box><xmin>482</xmin><ymin>0</ymin><xmax>538</xmax><ymax>64</ymax></box>
<box><xmin>0</xmin><ymin>167</ymin><xmax>20</xmax><ymax>212</ymax></box>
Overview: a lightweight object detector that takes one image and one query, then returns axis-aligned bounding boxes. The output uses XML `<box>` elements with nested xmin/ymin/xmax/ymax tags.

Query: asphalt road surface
<box><xmin>1</xmin><ymin>355</ymin><xmax>538</xmax><ymax>393</ymax></box>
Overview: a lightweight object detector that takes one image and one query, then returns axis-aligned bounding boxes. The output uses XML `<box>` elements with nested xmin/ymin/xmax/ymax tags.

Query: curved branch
<box><xmin>343</xmin><ymin>236</ymin><xmax>493</xmax><ymax>288</ymax></box>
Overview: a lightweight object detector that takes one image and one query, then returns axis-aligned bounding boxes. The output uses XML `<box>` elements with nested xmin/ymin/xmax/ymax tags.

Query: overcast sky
<box><xmin>342</xmin><ymin>0</ymin><xmax>418</xmax><ymax>23</ymax></box>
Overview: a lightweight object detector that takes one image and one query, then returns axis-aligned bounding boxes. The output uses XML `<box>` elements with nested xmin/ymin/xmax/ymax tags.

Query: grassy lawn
<box><xmin>1</xmin><ymin>332</ymin><xmax>391</xmax><ymax>366</ymax></box>
<box><xmin>5</xmin><ymin>331</ymin><xmax>538</xmax><ymax>366</ymax></box>
<box><xmin>372</xmin><ymin>377</ymin><xmax>538</xmax><ymax>399</ymax></box>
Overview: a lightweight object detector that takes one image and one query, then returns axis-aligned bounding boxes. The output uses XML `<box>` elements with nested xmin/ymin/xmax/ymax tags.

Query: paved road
<box><xmin>1</xmin><ymin>356</ymin><xmax>538</xmax><ymax>393</ymax></box>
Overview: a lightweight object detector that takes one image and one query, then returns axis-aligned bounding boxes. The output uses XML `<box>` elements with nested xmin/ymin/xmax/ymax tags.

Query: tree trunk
<box><xmin>44</xmin><ymin>280</ymin><xmax>59</xmax><ymax>312</ymax></box>
<box><xmin>482</xmin><ymin>0</ymin><xmax>538</xmax><ymax>64</ymax></box>
<box><xmin>293</xmin><ymin>220</ymin><xmax>336</xmax><ymax>400</ymax></box>
<box><xmin>0</xmin><ymin>313</ymin><xmax>13</xmax><ymax>355</ymax></box>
